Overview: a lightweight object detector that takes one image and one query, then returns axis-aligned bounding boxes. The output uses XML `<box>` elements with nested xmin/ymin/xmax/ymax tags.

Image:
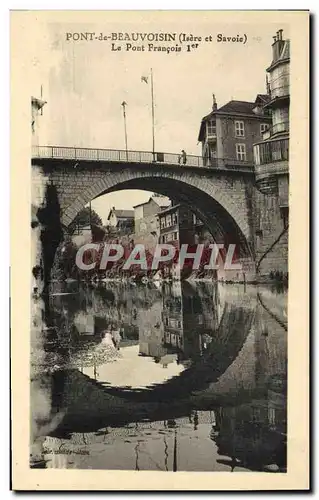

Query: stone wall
<box><xmin>254</xmin><ymin>188</ymin><xmax>288</xmax><ymax>278</ymax></box>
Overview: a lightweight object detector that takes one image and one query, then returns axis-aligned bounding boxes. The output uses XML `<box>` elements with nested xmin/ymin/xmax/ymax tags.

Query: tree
<box><xmin>70</xmin><ymin>207</ymin><xmax>103</xmax><ymax>233</ymax></box>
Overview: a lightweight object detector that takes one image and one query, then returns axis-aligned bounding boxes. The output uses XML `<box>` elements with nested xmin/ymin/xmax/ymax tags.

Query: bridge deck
<box><xmin>32</xmin><ymin>146</ymin><xmax>254</xmax><ymax>173</ymax></box>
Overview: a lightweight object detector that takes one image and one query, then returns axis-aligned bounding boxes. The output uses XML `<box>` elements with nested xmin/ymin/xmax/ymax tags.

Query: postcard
<box><xmin>10</xmin><ymin>10</ymin><xmax>309</xmax><ymax>491</ymax></box>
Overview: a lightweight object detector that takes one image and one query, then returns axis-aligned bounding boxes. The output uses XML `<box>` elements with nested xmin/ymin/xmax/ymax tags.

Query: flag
<box><xmin>141</xmin><ymin>76</ymin><xmax>148</xmax><ymax>84</ymax></box>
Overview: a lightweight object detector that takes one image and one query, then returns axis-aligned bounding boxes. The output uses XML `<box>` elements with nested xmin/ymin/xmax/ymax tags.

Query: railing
<box><xmin>32</xmin><ymin>145</ymin><xmax>254</xmax><ymax>171</ymax></box>
<box><xmin>254</xmin><ymin>138</ymin><xmax>289</xmax><ymax>166</ymax></box>
<box><xmin>206</xmin><ymin>128</ymin><xmax>217</xmax><ymax>139</ymax></box>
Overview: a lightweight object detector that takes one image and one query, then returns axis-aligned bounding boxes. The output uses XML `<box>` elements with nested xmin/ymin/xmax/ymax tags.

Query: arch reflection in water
<box><xmin>30</xmin><ymin>281</ymin><xmax>287</xmax><ymax>472</ymax></box>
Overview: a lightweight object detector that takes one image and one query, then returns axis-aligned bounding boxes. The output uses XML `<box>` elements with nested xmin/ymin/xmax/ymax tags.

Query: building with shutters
<box><xmin>198</xmin><ymin>94</ymin><xmax>272</xmax><ymax>168</ymax></box>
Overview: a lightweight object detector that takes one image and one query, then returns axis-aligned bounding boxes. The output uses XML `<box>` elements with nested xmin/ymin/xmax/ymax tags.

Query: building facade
<box><xmin>198</xmin><ymin>96</ymin><xmax>272</xmax><ymax>168</ymax></box>
<box><xmin>162</xmin><ymin>282</ymin><xmax>218</xmax><ymax>364</ymax></box>
<box><xmin>158</xmin><ymin>204</ymin><xmax>196</xmax><ymax>247</ymax></box>
<box><xmin>253</xmin><ymin>29</ymin><xmax>289</xmax><ymax>278</ymax></box>
<box><xmin>133</xmin><ymin>195</ymin><xmax>171</xmax><ymax>250</ymax></box>
<box><xmin>107</xmin><ymin>207</ymin><xmax>134</xmax><ymax>231</ymax></box>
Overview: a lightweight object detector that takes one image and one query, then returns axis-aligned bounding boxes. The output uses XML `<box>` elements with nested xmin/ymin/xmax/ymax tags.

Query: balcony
<box><xmin>254</xmin><ymin>138</ymin><xmax>289</xmax><ymax>179</ymax></box>
<box><xmin>254</xmin><ymin>138</ymin><xmax>289</xmax><ymax>165</ymax></box>
<box><xmin>206</xmin><ymin>129</ymin><xmax>217</xmax><ymax>141</ymax></box>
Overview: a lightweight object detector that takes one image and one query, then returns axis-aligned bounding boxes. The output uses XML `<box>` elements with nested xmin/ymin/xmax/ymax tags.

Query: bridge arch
<box><xmin>61</xmin><ymin>168</ymin><xmax>254</xmax><ymax>261</ymax></box>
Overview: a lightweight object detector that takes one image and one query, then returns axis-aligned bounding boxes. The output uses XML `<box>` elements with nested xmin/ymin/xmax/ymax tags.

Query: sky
<box><xmin>31</xmin><ymin>15</ymin><xmax>289</xmax><ymax>224</ymax></box>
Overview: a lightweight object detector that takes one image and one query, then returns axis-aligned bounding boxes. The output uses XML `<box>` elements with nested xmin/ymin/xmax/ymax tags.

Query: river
<box><xmin>30</xmin><ymin>280</ymin><xmax>287</xmax><ymax>472</ymax></box>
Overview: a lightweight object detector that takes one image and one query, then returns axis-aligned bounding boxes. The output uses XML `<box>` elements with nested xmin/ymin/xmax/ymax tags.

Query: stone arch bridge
<box><xmin>32</xmin><ymin>146</ymin><xmax>258</xmax><ymax>276</ymax></box>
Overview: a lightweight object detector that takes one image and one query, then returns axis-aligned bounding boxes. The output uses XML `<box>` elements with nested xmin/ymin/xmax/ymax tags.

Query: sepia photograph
<box><xmin>10</xmin><ymin>10</ymin><xmax>309</xmax><ymax>491</ymax></box>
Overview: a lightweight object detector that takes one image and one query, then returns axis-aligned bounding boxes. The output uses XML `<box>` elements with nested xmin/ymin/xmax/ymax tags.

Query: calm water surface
<box><xmin>31</xmin><ymin>281</ymin><xmax>287</xmax><ymax>472</ymax></box>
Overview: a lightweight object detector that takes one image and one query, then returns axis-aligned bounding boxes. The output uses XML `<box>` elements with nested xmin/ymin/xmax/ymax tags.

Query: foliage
<box><xmin>70</xmin><ymin>207</ymin><xmax>103</xmax><ymax>233</ymax></box>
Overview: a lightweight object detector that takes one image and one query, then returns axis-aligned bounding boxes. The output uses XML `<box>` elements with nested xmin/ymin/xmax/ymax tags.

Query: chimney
<box><xmin>212</xmin><ymin>94</ymin><xmax>217</xmax><ymax>111</ymax></box>
<box><xmin>272</xmin><ymin>29</ymin><xmax>285</xmax><ymax>63</ymax></box>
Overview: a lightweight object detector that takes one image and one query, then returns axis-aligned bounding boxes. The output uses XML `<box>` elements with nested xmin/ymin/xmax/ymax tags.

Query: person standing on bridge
<box><xmin>178</xmin><ymin>149</ymin><xmax>187</xmax><ymax>165</ymax></box>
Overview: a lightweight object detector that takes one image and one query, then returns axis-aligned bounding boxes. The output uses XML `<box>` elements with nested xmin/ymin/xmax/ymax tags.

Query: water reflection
<box><xmin>30</xmin><ymin>281</ymin><xmax>287</xmax><ymax>472</ymax></box>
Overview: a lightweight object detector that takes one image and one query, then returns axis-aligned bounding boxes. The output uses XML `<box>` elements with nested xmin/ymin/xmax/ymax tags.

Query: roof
<box><xmin>255</xmin><ymin>94</ymin><xmax>271</xmax><ymax>105</ymax></box>
<box><xmin>151</xmin><ymin>196</ymin><xmax>171</xmax><ymax>208</ymax></box>
<box><xmin>107</xmin><ymin>209</ymin><xmax>134</xmax><ymax>220</ymax></box>
<box><xmin>198</xmin><ymin>99</ymin><xmax>271</xmax><ymax>141</ymax></box>
<box><xmin>133</xmin><ymin>196</ymin><xmax>171</xmax><ymax>209</ymax></box>
<box><xmin>217</xmin><ymin>100</ymin><xmax>256</xmax><ymax>114</ymax></box>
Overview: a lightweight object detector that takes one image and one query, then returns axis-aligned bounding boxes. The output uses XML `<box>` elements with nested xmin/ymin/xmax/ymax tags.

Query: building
<box><xmin>198</xmin><ymin>95</ymin><xmax>272</xmax><ymax>167</ymax></box>
<box><xmin>158</xmin><ymin>204</ymin><xmax>196</xmax><ymax>247</ymax></box>
<box><xmin>162</xmin><ymin>282</ymin><xmax>217</xmax><ymax>363</ymax></box>
<box><xmin>253</xmin><ymin>29</ymin><xmax>290</xmax><ymax>277</ymax></box>
<box><xmin>253</xmin><ymin>29</ymin><xmax>289</xmax><ymax>208</ymax></box>
<box><xmin>107</xmin><ymin>207</ymin><xmax>134</xmax><ymax>231</ymax></box>
<box><xmin>133</xmin><ymin>195</ymin><xmax>171</xmax><ymax>250</ymax></box>
<box><xmin>137</xmin><ymin>299</ymin><xmax>167</xmax><ymax>359</ymax></box>
<box><xmin>157</xmin><ymin>203</ymin><xmax>197</xmax><ymax>279</ymax></box>
<box><xmin>157</xmin><ymin>203</ymin><xmax>220</xmax><ymax>279</ymax></box>
<box><xmin>162</xmin><ymin>282</ymin><xmax>184</xmax><ymax>351</ymax></box>
<box><xmin>134</xmin><ymin>195</ymin><xmax>171</xmax><ymax>223</ymax></box>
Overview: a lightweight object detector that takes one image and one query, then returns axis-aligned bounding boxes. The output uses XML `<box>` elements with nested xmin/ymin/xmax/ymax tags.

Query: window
<box><xmin>160</xmin><ymin>217</ymin><xmax>166</xmax><ymax>229</ymax></box>
<box><xmin>260</xmin><ymin>123</ymin><xmax>269</xmax><ymax>134</ymax></box>
<box><xmin>236</xmin><ymin>143</ymin><xmax>246</xmax><ymax>161</ymax></box>
<box><xmin>166</xmin><ymin>214</ymin><xmax>172</xmax><ymax>227</ymax></box>
<box><xmin>235</xmin><ymin>120</ymin><xmax>245</xmax><ymax>137</ymax></box>
<box><xmin>207</xmin><ymin>120</ymin><xmax>216</xmax><ymax>136</ymax></box>
<box><xmin>172</xmin><ymin>213</ymin><xmax>178</xmax><ymax>225</ymax></box>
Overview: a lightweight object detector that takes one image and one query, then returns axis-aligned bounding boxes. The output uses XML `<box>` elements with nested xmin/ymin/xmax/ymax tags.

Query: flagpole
<box><xmin>150</xmin><ymin>68</ymin><xmax>155</xmax><ymax>161</ymax></box>
<box><xmin>121</xmin><ymin>101</ymin><xmax>128</xmax><ymax>161</ymax></box>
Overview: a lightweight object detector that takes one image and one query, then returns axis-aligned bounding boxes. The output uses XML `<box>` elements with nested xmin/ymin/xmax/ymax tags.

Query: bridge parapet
<box><xmin>32</xmin><ymin>145</ymin><xmax>254</xmax><ymax>172</ymax></box>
